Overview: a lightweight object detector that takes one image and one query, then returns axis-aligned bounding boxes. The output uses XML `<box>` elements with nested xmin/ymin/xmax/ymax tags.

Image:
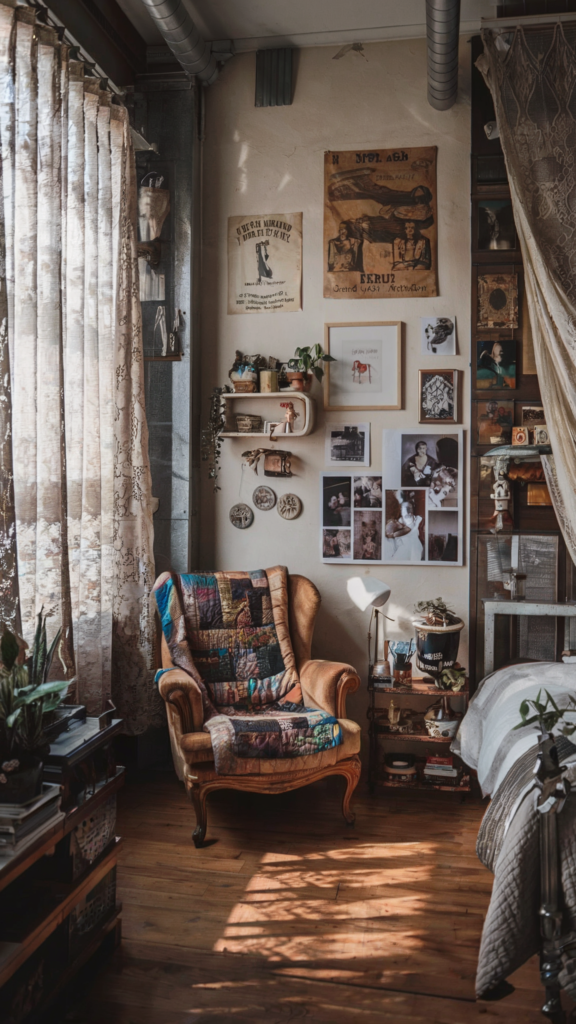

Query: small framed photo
<box><xmin>324</xmin><ymin>322</ymin><xmax>402</xmax><ymax>411</ymax></box>
<box><xmin>418</xmin><ymin>370</ymin><xmax>459</xmax><ymax>424</ymax></box>
<box><xmin>421</xmin><ymin>316</ymin><xmax>456</xmax><ymax>355</ymax></box>
<box><xmin>476</xmin><ymin>400</ymin><xmax>514</xmax><ymax>445</ymax></box>
<box><xmin>325</xmin><ymin>423</ymin><xmax>370</xmax><ymax>467</ymax></box>
<box><xmin>477</xmin><ymin>339</ymin><xmax>516</xmax><ymax>389</ymax></box>
<box><xmin>475</xmin><ymin>199</ymin><xmax>517</xmax><ymax>252</ymax></box>
<box><xmin>534</xmin><ymin>425</ymin><xmax>550</xmax><ymax>445</ymax></box>
<box><xmin>512</xmin><ymin>426</ymin><xmax>529</xmax><ymax>446</ymax></box>
<box><xmin>477</xmin><ymin>273</ymin><xmax>519</xmax><ymax>329</ymax></box>
<box><xmin>521</xmin><ymin>405</ymin><xmax>545</xmax><ymax>427</ymax></box>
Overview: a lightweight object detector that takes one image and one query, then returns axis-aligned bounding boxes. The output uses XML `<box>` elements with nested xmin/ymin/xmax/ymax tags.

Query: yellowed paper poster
<box><xmin>228</xmin><ymin>213</ymin><xmax>302</xmax><ymax>314</ymax></box>
<box><xmin>324</xmin><ymin>147</ymin><xmax>438</xmax><ymax>299</ymax></box>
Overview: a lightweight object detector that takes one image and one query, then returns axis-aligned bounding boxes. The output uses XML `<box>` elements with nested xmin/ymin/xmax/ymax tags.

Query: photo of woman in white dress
<box><xmin>384</xmin><ymin>490</ymin><xmax>425</xmax><ymax>562</ymax></box>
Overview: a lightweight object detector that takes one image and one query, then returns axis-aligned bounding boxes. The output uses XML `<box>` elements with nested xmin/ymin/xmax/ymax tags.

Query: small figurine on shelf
<box><xmin>279</xmin><ymin>402</ymin><xmax>298</xmax><ymax>433</ymax></box>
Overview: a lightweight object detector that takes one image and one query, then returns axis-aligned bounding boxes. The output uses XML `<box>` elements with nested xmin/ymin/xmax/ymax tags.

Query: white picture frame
<box><xmin>324</xmin><ymin>322</ymin><xmax>402</xmax><ymax>411</ymax></box>
<box><xmin>324</xmin><ymin>423</ymin><xmax>370</xmax><ymax>467</ymax></box>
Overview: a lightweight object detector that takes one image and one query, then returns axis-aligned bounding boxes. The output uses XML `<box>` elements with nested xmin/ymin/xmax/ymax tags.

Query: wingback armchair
<box><xmin>154</xmin><ymin>567</ymin><xmax>362</xmax><ymax>847</ymax></box>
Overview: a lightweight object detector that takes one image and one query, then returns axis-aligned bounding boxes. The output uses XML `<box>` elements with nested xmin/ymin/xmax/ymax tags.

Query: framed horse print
<box><xmin>324</xmin><ymin>322</ymin><xmax>402</xmax><ymax>411</ymax></box>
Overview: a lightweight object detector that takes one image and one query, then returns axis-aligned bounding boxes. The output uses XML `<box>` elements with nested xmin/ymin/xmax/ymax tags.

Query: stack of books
<box><xmin>423</xmin><ymin>755</ymin><xmax>461</xmax><ymax>785</ymax></box>
<box><xmin>0</xmin><ymin>783</ymin><xmax>62</xmax><ymax>856</ymax></box>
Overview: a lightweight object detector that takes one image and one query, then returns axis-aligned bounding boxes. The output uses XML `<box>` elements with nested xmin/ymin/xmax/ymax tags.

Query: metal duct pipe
<box><xmin>139</xmin><ymin>0</ymin><xmax>218</xmax><ymax>84</ymax></box>
<box><xmin>426</xmin><ymin>0</ymin><xmax>460</xmax><ymax>110</ymax></box>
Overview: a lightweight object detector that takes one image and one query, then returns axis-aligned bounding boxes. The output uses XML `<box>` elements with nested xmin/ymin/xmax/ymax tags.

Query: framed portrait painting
<box><xmin>418</xmin><ymin>370</ymin><xmax>459</xmax><ymax>424</ymax></box>
<box><xmin>324</xmin><ymin>322</ymin><xmax>402</xmax><ymax>411</ymax></box>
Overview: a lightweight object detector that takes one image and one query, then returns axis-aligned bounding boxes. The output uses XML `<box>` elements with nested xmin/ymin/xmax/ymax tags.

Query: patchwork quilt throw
<box><xmin>154</xmin><ymin>567</ymin><xmax>342</xmax><ymax>774</ymax></box>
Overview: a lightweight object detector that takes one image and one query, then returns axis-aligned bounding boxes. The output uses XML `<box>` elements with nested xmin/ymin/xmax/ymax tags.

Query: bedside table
<box><xmin>367</xmin><ymin>674</ymin><xmax>471</xmax><ymax>795</ymax></box>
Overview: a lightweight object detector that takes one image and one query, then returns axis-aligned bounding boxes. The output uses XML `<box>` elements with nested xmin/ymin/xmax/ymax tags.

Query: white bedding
<box><xmin>453</xmin><ymin>662</ymin><xmax>576</xmax><ymax>796</ymax></box>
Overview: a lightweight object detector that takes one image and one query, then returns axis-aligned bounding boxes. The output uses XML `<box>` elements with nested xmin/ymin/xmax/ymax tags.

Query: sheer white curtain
<box><xmin>0</xmin><ymin>1</ymin><xmax>160</xmax><ymax>732</ymax></box>
<box><xmin>478</xmin><ymin>26</ymin><xmax>576</xmax><ymax>564</ymax></box>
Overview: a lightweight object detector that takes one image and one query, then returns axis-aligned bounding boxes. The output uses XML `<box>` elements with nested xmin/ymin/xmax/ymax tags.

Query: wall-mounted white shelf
<box><xmin>220</xmin><ymin>391</ymin><xmax>316</xmax><ymax>438</ymax></box>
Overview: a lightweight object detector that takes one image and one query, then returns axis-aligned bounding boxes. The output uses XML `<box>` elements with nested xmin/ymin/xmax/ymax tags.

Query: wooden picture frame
<box><xmin>418</xmin><ymin>369</ymin><xmax>459</xmax><ymax>424</ymax></box>
<box><xmin>324</xmin><ymin>322</ymin><xmax>402</xmax><ymax>412</ymax></box>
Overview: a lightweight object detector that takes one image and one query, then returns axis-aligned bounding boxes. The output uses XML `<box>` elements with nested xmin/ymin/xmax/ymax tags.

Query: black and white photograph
<box><xmin>400</xmin><ymin>434</ymin><xmax>459</xmax><ymax>492</ymax></box>
<box><xmin>353</xmin><ymin>510</ymin><xmax>382</xmax><ymax>560</ymax></box>
<box><xmin>476</xmin><ymin>199</ymin><xmax>516</xmax><ymax>251</ymax></box>
<box><xmin>322</xmin><ymin>476</ymin><xmax>351</xmax><ymax>527</ymax></box>
<box><xmin>353</xmin><ymin>475</ymin><xmax>382</xmax><ymax>508</ymax></box>
<box><xmin>384</xmin><ymin>490</ymin><xmax>425</xmax><ymax>563</ymax></box>
<box><xmin>325</xmin><ymin>423</ymin><xmax>370</xmax><ymax>467</ymax></box>
<box><xmin>428</xmin><ymin>511</ymin><xmax>459</xmax><ymax>562</ymax></box>
<box><xmin>418</xmin><ymin>370</ymin><xmax>458</xmax><ymax>424</ymax></box>
<box><xmin>420</xmin><ymin>316</ymin><xmax>456</xmax><ymax>355</ymax></box>
<box><xmin>322</xmin><ymin>528</ymin><xmax>351</xmax><ymax>559</ymax></box>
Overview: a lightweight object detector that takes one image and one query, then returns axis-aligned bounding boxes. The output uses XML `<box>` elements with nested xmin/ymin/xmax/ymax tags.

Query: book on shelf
<box><xmin>426</xmin><ymin>755</ymin><xmax>453</xmax><ymax>768</ymax></box>
<box><xmin>423</xmin><ymin>766</ymin><xmax>460</xmax><ymax>778</ymax></box>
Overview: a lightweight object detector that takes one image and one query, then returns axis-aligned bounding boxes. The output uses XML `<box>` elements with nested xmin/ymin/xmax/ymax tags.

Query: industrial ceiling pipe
<box><xmin>426</xmin><ymin>0</ymin><xmax>461</xmax><ymax>110</ymax></box>
<box><xmin>139</xmin><ymin>0</ymin><xmax>218</xmax><ymax>83</ymax></box>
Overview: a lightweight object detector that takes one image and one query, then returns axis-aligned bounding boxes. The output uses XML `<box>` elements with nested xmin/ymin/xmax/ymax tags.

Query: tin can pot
<box><xmin>413</xmin><ymin>617</ymin><xmax>464</xmax><ymax>681</ymax></box>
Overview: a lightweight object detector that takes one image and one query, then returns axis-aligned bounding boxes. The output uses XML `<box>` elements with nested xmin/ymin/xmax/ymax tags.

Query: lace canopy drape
<box><xmin>478</xmin><ymin>25</ymin><xmax>576</xmax><ymax>563</ymax></box>
<box><xmin>0</xmin><ymin>2</ymin><xmax>161</xmax><ymax>732</ymax></box>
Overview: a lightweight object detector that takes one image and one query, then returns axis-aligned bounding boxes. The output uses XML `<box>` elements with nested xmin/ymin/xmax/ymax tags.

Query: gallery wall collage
<box><xmin>228</xmin><ymin>145</ymin><xmax>465</xmax><ymax>568</ymax></box>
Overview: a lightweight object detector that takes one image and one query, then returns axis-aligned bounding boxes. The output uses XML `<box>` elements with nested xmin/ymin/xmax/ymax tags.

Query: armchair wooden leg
<box><xmin>188</xmin><ymin>782</ymin><xmax>207</xmax><ymax>848</ymax></box>
<box><xmin>341</xmin><ymin>755</ymin><xmax>362</xmax><ymax>826</ymax></box>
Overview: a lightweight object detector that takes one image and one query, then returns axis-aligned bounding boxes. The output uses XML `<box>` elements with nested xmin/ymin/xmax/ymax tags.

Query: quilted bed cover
<box><xmin>453</xmin><ymin>663</ymin><xmax>576</xmax><ymax>998</ymax></box>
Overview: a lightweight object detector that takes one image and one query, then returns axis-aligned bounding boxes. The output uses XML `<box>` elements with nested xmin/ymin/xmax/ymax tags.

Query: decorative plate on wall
<box><xmin>277</xmin><ymin>494</ymin><xmax>302</xmax><ymax>520</ymax></box>
<box><xmin>229</xmin><ymin>503</ymin><xmax>254</xmax><ymax>529</ymax></box>
<box><xmin>253</xmin><ymin>486</ymin><xmax>276</xmax><ymax>510</ymax></box>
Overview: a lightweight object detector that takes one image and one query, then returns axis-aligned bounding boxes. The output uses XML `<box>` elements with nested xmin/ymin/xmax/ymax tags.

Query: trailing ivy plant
<box><xmin>287</xmin><ymin>344</ymin><xmax>336</xmax><ymax>383</ymax></box>
<box><xmin>514</xmin><ymin>688</ymin><xmax>576</xmax><ymax>737</ymax></box>
<box><xmin>201</xmin><ymin>385</ymin><xmax>232</xmax><ymax>492</ymax></box>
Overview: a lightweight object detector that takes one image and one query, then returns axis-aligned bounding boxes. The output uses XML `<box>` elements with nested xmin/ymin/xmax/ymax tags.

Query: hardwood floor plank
<box><xmin>67</xmin><ymin>775</ymin><xmax>574</xmax><ymax>1023</ymax></box>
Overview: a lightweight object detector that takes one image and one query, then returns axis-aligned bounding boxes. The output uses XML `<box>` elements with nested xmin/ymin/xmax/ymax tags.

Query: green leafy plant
<box><xmin>414</xmin><ymin>598</ymin><xmax>459</xmax><ymax>626</ymax></box>
<box><xmin>201</xmin><ymin>385</ymin><xmax>232</xmax><ymax>492</ymax></box>
<box><xmin>437</xmin><ymin>666</ymin><xmax>466</xmax><ymax>692</ymax></box>
<box><xmin>0</xmin><ymin>611</ymin><xmax>70</xmax><ymax>765</ymax></box>
<box><xmin>287</xmin><ymin>344</ymin><xmax>336</xmax><ymax>383</ymax></box>
<box><xmin>514</xmin><ymin>689</ymin><xmax>576</xmax><ymax>737</ymax></box>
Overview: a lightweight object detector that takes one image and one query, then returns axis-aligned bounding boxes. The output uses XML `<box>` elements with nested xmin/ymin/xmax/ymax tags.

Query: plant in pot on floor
<box><xmin>413</xmin><ymin>597</ymin><xmax>464</xmax><ymax>685</ymax></box>
<box><xmin>286</xmin><ymin>344</ymin><xmax>336</xmax><ymax>392</ymax></box>
<box><xmin>0</xmin><ymin>612</ymin><xmax>70</xmax><ymax>804</ymax></box>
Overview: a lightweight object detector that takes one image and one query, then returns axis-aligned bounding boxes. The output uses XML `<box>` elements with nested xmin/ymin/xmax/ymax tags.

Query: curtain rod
<box><xmin>481</xmin><ymin>12</ymin><xmax>576</xmax><ymax>30</ymax></box>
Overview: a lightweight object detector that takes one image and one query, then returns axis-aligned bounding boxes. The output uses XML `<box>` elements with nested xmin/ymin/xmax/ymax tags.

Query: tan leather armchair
<box><xmin>157</xmin><ymin>573</ymin><xmax>362</xmax><ymax>847</ymax></box>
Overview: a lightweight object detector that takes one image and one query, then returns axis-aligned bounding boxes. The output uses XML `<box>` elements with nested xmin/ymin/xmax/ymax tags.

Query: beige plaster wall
<box><xmin>200</xmin><ymin>38</ymin><xmax>472</xmax><ymax>736</ymax></box>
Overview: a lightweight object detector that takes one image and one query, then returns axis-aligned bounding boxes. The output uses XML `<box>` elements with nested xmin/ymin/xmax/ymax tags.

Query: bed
<box><xmin>453</xmin><ymin>662</ymin><xmax>576</xmax><ymax>1007</ymax></box>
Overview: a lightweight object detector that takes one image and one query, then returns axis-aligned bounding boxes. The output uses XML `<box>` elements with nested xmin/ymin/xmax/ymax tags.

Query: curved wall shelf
<box><xmin>220</xmin><ymin>391</ymin><xmax>316</xmax><ymax>438</ymax></box>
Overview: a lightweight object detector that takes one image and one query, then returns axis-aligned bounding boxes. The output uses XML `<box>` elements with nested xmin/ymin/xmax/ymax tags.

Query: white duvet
<box><xmin>453</xmin><ymin>662</ymin><xmax>576</xmax><ymax>797</ymax></box>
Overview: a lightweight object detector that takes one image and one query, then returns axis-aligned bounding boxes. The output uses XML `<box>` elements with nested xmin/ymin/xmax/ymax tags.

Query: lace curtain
<box><xmin>0</xmin><ymin>2</ymin><xmax>161</xmax><ymax>732</ymax></box>
<box><xmin>478</xmin><ymin>25</ymin><xmax>576</xmax><ymax>564</ymax></box>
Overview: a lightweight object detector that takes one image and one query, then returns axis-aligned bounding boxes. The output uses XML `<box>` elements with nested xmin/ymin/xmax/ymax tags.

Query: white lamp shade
<box><xmin>347</xmin><ymin>576</ymin><xmax>391</xmax><ymax>612</ymax></box>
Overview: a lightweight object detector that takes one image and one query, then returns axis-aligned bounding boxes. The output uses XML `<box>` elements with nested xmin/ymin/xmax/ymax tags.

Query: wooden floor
<box><xmin>62</xmin><ymin>773</ymin><xmax>573</xmax><ymax>1023</ymax></box>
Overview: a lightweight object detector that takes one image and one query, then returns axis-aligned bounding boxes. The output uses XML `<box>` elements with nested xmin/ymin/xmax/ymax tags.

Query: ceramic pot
<box><xmin>0</xmin><ymin>757</ymin><xmax>43</xmax><ymax>805</ymax></box>
<box><xmin>286</xmin><ymin>371</ymin><xmax>312</xmax><ymax>393</ymax></box>
<box><xmin>424</xmin><ymin>696</ymin><xmax>460</xmax><ymax>739</ymax></box>
<box><xmin>413</xmin><ymin>617</ymin><xmax>464</xmax><ymax>681</ymax></box>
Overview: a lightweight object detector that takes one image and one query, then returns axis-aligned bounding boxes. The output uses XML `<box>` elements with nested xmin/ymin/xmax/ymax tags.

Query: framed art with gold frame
<box><xmin>418</xmin><ymin>369</ymin><xmax>459</xmax><ymax>424</ymax></box>
<box><xmin>324</xmin><ymin>321</ymin><xmax>402</xmax><ymax>412</ymax></box>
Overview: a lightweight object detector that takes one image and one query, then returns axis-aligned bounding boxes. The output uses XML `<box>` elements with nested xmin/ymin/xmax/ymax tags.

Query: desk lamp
<box><xmin>347</xmin><ymin>577</ymin><xmax>393</xmax><ymax>679</ymax></box>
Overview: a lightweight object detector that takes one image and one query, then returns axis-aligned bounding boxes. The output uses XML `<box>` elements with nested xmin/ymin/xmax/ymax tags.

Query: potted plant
<box><xmin>413</xmin><ymin>598</ymin><xmax>464</xmax><ymax>684</ymax></box>
<box><xmin>286</xmin><ymin>344</ymin><xmax>336</xmax><ymax>392</ymax></box>
<box><xmin>0</xmin><ymin>612</ymin><xmax>71</xmax><ymax>804</ymax></box>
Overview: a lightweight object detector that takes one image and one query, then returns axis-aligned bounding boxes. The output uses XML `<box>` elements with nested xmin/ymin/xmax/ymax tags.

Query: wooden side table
<box><xmin>483</xmin><ymin>599</ymin><xmax>576</xmax><ymax>675</ymax></box>
<box><xmin>367</xmin><ymin>675</ymin><xmax>471</xmax><ymax>795</ymax></box>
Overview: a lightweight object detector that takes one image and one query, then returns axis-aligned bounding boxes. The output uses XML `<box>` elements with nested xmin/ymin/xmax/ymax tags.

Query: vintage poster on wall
<box><xmin>228</xmin><ymin>213</ymin><xmax>302</xmax><ymax>314</ymax></box>
<box><xmin>323</xmin><ymin>147</ymin><xmax>438</xmax><ymax>300</ymax></box>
